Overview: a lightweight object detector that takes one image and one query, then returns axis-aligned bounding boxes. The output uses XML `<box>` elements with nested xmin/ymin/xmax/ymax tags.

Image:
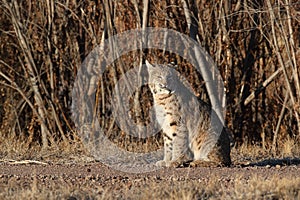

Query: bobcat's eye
<box><xmin>158</xmin><ymin>83</ymin><xmax>165</xmax><ymax>88</ymax></box>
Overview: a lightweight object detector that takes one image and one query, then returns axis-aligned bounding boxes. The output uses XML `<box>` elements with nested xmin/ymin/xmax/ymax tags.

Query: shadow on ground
<box><xmin>245</xmin><ymin>157</ymin><xmax>300</xmax><ymax>167</ymax></box>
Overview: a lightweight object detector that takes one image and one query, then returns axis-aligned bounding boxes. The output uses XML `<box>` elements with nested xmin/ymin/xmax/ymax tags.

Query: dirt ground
<box><xmin>0</xmin><ymin>158</ymin><xmax>300</xmax><ymax>199</ymax></box>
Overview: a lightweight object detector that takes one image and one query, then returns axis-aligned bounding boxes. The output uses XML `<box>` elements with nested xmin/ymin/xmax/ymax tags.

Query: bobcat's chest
<box><xmin>153</xmin><ymin>93</ymin><xmax>184</xmax><ymax>137</ymax></box>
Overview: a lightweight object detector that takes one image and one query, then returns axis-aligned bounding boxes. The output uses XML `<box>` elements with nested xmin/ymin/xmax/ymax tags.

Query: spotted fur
<box><xmin>146</xmin><ymin>61</ymin><xmax>231</xmax><ymax>167</ymax></box>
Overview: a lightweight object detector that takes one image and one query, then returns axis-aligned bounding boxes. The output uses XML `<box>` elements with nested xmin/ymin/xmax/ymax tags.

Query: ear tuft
<box><xmin>145</xmin><ymin>60</ymin><xmax>154</xmax><ymax>68</ymax></box>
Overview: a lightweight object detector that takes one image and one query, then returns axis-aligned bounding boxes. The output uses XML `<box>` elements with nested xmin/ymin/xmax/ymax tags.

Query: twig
<box><xmin>244</xmin><ymin>67</ymin><xmax>283</xmax><ymax>106</ymax></box>
<box><xmin>272</xmin><ymin>91</ymin><xmax>289</xmax><ymax>153</ymax></box>
<box><xmin>0</xmin><ymin>159</ymin><xmax>48</xmax><ymax>165</ymax></box>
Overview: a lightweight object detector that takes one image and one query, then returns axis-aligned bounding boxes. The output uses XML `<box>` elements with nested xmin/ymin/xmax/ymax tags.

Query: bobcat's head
<box><xmin>146</xmin><ymin>60</ymin><xmax>177</xmax><ymax>95</ymax></box>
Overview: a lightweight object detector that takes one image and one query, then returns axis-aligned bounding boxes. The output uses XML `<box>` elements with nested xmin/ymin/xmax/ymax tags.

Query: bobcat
<box><xmin>146</xmin><ymin>61</ymin><xmax>231</xmax><ymax>167</ymax></box>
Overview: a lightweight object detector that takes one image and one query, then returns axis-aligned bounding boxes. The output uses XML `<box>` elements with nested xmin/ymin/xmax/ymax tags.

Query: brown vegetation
<box><xmin>0</xmin><ymin>0</ymin><xmax>299</xmax><ymax>159</ymax></box>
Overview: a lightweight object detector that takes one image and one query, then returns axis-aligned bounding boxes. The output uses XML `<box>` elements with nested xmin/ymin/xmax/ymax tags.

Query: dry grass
<box><xmin>230</xmin><ymin>137</ymin><xmax>300</xmax><ymax>167</ymax></box>
<box><xmin>141</xmin><ymin>176</ymin><xmax>300</xmax><ymax>200</ymax></box>
<box><xmin>230</xmin><ymin>176</ymin><xmax>300</xmax><ymax>200</ymax></box>
<box><xmin>1</xmin><ymin>128</ymin><xmax>299</xmax><ymax>165</ymax></box>
<box><xmin>0</xmin><ymin>171</ymin><xmax>299</xmax><ymax>200</ymax></box>
<box><xmin>0</xmin><ymin>130</ymin><xmax>92</xmax><ymax>164</ymax></box>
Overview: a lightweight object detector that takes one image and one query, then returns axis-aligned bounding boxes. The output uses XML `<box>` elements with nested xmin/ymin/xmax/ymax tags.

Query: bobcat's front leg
<box><xmin>156</xmin><ymin>133</ymin><xmax>173</xmax><ymax>167</ymax></box>
<box><xmin>168</xmin><ymin>131</ymin><xmax>191</xmax><ymax>167</ymax></box>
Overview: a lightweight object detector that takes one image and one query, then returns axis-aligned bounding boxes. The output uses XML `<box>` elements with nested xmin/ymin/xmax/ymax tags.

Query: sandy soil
<box><xmin>0</xmin><ymin>161</ymin><xmax>299</xmax><ymax>179</ymax></box>
<box><xmin>0</xmin><ymin>158</ymin><xmax>299</xmax><ymax>199</ymax></box>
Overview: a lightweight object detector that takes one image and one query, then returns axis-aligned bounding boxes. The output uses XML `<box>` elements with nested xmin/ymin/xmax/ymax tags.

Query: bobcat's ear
<box><xmin>145</xmin><ymin>60</ymin><xmax>155</xmax><ymax>69</ymax></box>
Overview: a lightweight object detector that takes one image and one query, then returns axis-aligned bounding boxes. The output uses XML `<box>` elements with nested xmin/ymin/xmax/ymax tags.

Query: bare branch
<box><xmin>244</xmin><ymin>67</ymin><xmax>283</xmax><ymax>106</ymax></box>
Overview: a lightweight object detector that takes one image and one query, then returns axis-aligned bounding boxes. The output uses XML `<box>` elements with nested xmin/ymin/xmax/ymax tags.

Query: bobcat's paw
<box><xmin>155</xmin><ymin>160</ymin><xmax>167</xmax><ymax>167</ymax></box>
<box><xmin>189</xmin><ymin>160</ymin><xmax>218</xmax><ymax>168</ymax></box>
<box><xmin>155</xmin><ymin>160</ymin><xmax>179</xmax><ymax>168</ymax></box>
<box><xmin>167</xmin><ymin>160</ymin><xmax>183</xmax><ymax>168</ymax></box>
